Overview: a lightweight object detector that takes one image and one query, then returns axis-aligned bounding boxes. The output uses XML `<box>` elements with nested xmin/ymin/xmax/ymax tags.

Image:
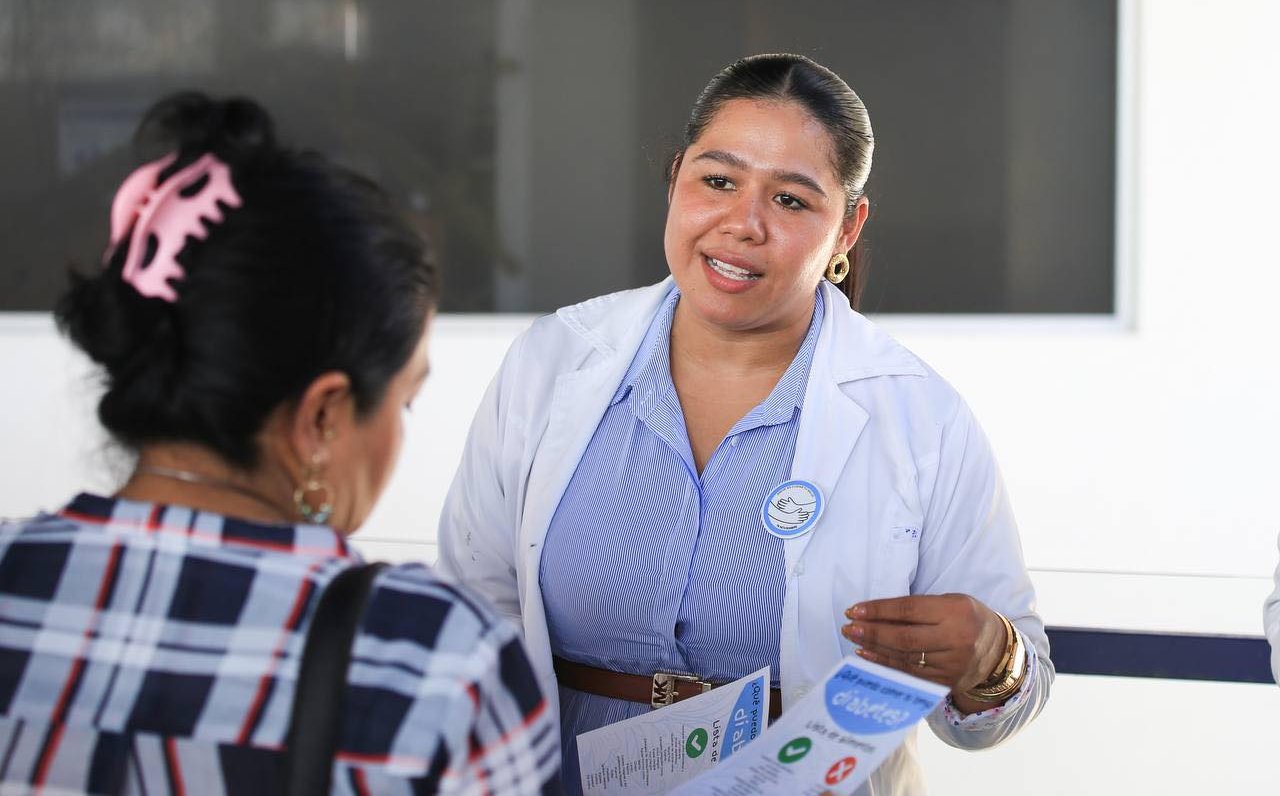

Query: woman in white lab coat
<box><xmin>438</xmin><ymin>54</ymin><xmax>1053</xmax><ymax>795</ymax></box>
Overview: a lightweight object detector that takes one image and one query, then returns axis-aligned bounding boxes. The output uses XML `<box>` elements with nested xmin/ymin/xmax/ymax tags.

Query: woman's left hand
<box><xmin>841</xmin><ymin>594</ymin><xmax>1007</xmax><ymax>704</ymax></box>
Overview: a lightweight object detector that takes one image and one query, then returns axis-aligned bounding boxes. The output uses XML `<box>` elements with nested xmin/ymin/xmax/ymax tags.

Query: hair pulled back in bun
<box><xmin>675</xmin><ymin>54</ymin><xmax>874</xmax><ymax>308</ymax></box>
<box><xmin>135</xmin><ymin>91</ymin><xmax>278</xmax><ymax>161</ymax></box>
<box><xmin>56</xmin><ymin>92</ymin><xmax>438</xmax><ymax>468</ymax></box>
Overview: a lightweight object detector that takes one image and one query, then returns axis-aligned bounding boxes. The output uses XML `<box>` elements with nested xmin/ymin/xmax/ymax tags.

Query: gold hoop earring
<box><xmin>293</xmin><ymin>452</ymin><xmax>334</xmax><ymax>524</ymax></box>
<box><xmin>826</xmin><ymin>253</ymin><xmax>850</xmax><ymax>284</ymax></box>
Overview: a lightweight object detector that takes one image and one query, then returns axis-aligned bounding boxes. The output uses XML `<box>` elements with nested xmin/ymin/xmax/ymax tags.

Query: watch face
<box><xmin>1009</xmin><ymin>641</ymin><xmax>1028</xmax><ymax>679</ymax></box>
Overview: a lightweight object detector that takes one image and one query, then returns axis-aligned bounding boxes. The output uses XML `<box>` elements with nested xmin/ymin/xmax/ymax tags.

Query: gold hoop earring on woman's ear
<box><xmin>826</xmin><ymin>253</ymin><xmax>851</xmax><ymax>284</ymax></box>
<box><xmin>293</xmin><ymin>451</ymin><xmax>334</xmax><ymax>524</ymax></box>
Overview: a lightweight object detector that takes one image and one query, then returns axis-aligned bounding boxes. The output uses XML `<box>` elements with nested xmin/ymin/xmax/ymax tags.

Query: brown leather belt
<box><xmin>553</xmin><ymin>656</ymin><xmax>782</xmax><ymax>722</ymax></box>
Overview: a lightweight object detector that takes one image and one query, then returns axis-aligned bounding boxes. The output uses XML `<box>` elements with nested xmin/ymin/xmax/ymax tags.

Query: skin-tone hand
<box><xmin>841</xmin><ymin>594</ymin><xmax>1009</xmax><ymax>715</ymax></box>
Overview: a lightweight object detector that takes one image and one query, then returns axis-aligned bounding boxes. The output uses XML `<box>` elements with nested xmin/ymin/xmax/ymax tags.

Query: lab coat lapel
<box><xmin>510</xmin><ymin>362</ymin><xmax>626</xmax><ymax>723</ymax></box>
<box><xmin>519</xmin><ymin>362</ymin><xmax>627</xmax><ymax>563</ymax></box>
<box><xmin>778</xmin><ymin>296</ymin><xmax>868</xmax><ymax>708</ymax></box>
<box><xmin>517</xmin><ymin>281</ymin><xmax>675</xmax><ymax>574</ymax></box>
<box><xmin>779</xmin><ymin>367</ymin><xmax>866</xmax><ymax>707</ymax></box>
<box><xmin>779</xmin><ymin>282</ymin><xmax>928</xmax><ymax>706</ymax></box>
<box><xmin>785</xmin><ymin>373</ymin><xmax>868</xmax><ymax>568</ymax></box>
<box><xmin>783</xmin><ymin>289</ymin><xmax>869</xmax><ymax>570</ymax></box>
<box><xmin>784</xmin><ymin>281</ymin><xmax>926</xmax><ymax>572</ymax></box>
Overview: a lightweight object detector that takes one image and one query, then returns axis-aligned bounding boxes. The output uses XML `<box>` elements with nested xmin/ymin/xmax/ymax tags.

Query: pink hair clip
<box><xmin>107</xmin><ymin>152</ymin><xmax>242</xmax><ymax>302</ymax></box>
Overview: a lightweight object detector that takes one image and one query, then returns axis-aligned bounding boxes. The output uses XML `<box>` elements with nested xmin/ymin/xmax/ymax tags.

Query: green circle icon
<box><xmin>777</xmin><ymin>736</ymin><xmax>813</xmax><ymax>764</ymax></box>
<box><xmin>685</xmin><ymin>727</ymin><xmax>709</xmax><ymax>758</ymax></box>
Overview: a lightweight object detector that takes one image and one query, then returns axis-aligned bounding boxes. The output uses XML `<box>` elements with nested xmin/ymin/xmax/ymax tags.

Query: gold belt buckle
<box><xmin>651</xmin><ymin>671</ymin><xmax>711</xmax><ymax>709</ymax></box>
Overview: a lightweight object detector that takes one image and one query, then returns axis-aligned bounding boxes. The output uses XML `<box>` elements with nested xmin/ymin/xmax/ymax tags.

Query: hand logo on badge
<box><xmin>767</xmin><ymin>494</ymin><xmax>814</xmax><ymax>530</ymax></box>
<box><xmin>761</xmin><ymin>480</ymin><xmax>824</xmax><ymax>540</ymax></box>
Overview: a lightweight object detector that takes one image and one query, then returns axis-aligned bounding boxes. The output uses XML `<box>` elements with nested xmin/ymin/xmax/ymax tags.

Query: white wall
<box><xmin>2</xmin><ymin>1</ymin><xmax>1278</xmax><ymax>792</ymax></box>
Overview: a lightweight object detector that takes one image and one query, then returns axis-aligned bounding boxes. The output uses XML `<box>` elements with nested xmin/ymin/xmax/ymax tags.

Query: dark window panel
<box><xmin>0</xmin><ymin>0</ymin><xmax>1116</xmax><ymax>314</ymax></box>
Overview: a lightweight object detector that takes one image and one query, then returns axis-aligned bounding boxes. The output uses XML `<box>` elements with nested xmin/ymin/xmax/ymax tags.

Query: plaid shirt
<box><xmin>0</xmin><ymin>494</ymin><xmax>560</xmax><ymax>795</ymax></box>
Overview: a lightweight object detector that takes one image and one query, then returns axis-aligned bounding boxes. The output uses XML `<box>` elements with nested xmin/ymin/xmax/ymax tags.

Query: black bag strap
<box><xmin>284</xmin><ymin>561</ymin><xmax>388</xmax><ymax>796</ymax></box>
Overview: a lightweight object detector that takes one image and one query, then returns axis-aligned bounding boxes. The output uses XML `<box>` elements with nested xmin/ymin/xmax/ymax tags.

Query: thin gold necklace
<box><xmin>135</xmin><ymin>465</ymin><xmax>291</xmax><ymax>522</ymax></box>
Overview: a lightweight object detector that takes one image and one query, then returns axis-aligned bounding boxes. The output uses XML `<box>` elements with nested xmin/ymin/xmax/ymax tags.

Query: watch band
<box><xmin>964</xmin><ymin>612</ymin><xmax>1027</xmax><ymax>703</ymax></box>
<box><xmin>979</xmin><ymin>613</ymin><xmax>1016</xmax><ymax>687</ymax></box>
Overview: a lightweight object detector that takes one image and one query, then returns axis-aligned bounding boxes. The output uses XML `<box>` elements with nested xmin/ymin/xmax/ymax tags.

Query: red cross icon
<box><xmin>825</xmin><ymin>756</ymin><xmax>858</xmax><ymax>786</ymax></box>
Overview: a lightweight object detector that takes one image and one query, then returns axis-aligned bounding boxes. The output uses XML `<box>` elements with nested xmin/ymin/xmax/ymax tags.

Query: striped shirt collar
<box><xmin>558</xmin><ymin>279</ymin><xmax>927</xmax><ymax>385</ymax></box>
<box><xmin>610</xmin><ymin>286</ymin><xmax>826</xmax><ymax>431</ymax></box>
<box><xmin>57</xmin><ymin>492</ymin><xmax>355</xmax><ymax>559</ymax></box>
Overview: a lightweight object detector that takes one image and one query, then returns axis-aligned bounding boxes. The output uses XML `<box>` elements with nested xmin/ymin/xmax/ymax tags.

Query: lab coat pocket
<box><xmin>871</xmin><ymin>507</ymin><xmax>924</xmax><ymax>598</ymax></box>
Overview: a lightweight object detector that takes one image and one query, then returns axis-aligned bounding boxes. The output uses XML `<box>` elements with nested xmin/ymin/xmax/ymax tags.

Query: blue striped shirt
<box><xmin>538</xmin><ymin>286</ymin><xmax>824</xmax><ymax>792</ymax></box>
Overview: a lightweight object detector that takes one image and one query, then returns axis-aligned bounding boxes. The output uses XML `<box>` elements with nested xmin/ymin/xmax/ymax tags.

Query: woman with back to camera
<box><xmin>0</xmin><ymin>93</ymin><xmax>560</xmax><ymax>794</ymax></box>
<box><xmin>437</xmin><ymin>54</ymin><xmax>1053</xmax><ymax>794</ymax></box>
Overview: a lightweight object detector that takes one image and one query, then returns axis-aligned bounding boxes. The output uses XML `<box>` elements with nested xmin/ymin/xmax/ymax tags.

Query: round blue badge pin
<box><xmin>761</xmin><ymin>480</ymin><xmax>824</xmax><ymax>539</ymax></box>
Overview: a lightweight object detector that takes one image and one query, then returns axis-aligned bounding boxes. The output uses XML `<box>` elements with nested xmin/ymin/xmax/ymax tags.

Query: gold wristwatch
<box><xmin>964</xmin><ymin>612</ymin><xmax>1027</xmax><ymax>703</ymax></box>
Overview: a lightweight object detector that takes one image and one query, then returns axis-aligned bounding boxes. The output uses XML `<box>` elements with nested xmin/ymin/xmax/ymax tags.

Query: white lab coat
<box><xmin>437</xmin><ymin>279</ymin><xmax>1053</xmax><ymax>795</ymax></box>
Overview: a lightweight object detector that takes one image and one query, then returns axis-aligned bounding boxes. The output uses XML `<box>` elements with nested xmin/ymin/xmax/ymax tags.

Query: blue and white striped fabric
<box><xmin>538</xmin><ymin>285</ymin><xmax>824</xmax><ymax>793</ymax></box>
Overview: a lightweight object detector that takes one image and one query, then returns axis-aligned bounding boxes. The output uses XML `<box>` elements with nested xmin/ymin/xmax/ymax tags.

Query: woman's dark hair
<box><xmin>56</xmin><ymin>91</ymin><xmax>439</xmax><ymax>468</ymax></box>
<box><xmin>674</xmin><ymin>53</ymin><xmax>875</xmax><ymax>309</ymax></box>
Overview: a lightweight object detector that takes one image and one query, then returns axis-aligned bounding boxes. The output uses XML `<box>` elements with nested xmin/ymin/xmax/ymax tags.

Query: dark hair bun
<box><xmin>55</xmin><ymin>91</ymin><xmax>438</xmax><ymax>467</ymax></box>
<box><xmin>135</xmin><ymin>92</ymin><xmax>277</xmax><ymax>163</ymax></box>
<box><xmin>58</xmin><ymin>267</ymin><xmax>166</xmax><ymax>370</ymax></box>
